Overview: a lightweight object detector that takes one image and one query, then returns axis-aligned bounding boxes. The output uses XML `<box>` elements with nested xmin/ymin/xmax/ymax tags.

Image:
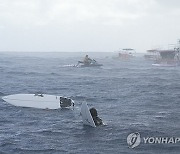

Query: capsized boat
<box><xmin>2</xmin><ymin>93</ymin><xmax>75</xmax><ymax>109</ymax></box>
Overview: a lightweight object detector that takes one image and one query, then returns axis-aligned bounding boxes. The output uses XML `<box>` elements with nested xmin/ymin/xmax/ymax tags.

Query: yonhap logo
<box><xmin>127</xmin><ymin>132</ymin><xmax>180</xmax><ymax>148</ymax></box>
<box><xmin>127</xmin><ymin>132</ymin><xmax>141</xmax><ymax>148</ymax></box>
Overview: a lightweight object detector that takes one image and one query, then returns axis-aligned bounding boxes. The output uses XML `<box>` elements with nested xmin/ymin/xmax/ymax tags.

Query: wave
<box><xmin>12</xmin><ymin>148</ymin><xmax>67</xmax><ymax>153</ymax></box>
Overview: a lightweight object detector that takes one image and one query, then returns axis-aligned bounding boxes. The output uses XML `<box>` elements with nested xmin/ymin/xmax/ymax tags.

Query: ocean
<box><xmin>0</xmin><ymin>52</ymin><xmax>180</xmax><ymax>154</ymax></box>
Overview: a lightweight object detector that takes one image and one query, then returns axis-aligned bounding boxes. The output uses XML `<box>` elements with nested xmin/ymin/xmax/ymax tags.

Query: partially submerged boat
<box><xmin>2</xmin><ymin>93</ymin><xmax>74</xmax><ymax>109</ymax></box>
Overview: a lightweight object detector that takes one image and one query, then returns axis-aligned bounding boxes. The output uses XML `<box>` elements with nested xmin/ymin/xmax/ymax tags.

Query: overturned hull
<box><xmin>2</xmin><ymin>94</ymin><xmax>74</xmax><ymax>109</ymax></box>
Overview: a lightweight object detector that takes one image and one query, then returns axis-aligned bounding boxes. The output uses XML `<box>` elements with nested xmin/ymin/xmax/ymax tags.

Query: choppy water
<box><xmin>0</xmin><ymin>52</ymin><xmax>180</xmax><ymax>154</ymax></box>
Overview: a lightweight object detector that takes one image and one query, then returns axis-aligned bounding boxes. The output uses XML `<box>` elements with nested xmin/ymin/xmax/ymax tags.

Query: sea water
<box><xmin>0</xmin><ymin>52</ymin><xmax>180</xmax><ymax>154</ymax></box>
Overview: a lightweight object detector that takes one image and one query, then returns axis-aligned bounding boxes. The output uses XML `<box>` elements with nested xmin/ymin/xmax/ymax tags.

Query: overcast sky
<box><xmin>0</xmin><ymin>0</ymin><xmax>180</xmax><ymax>52</ymax></box>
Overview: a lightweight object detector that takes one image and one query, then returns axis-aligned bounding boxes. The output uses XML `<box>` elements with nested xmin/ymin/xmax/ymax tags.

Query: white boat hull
<box><xmin>2</xmin><ymin>94</ymin><xmax>73</xmax><ymax>109</ymax></box>
<box><xmin>81</xmin><ymin>103</ymin><xmax>96</xmax><ymax>127</ymax></box>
